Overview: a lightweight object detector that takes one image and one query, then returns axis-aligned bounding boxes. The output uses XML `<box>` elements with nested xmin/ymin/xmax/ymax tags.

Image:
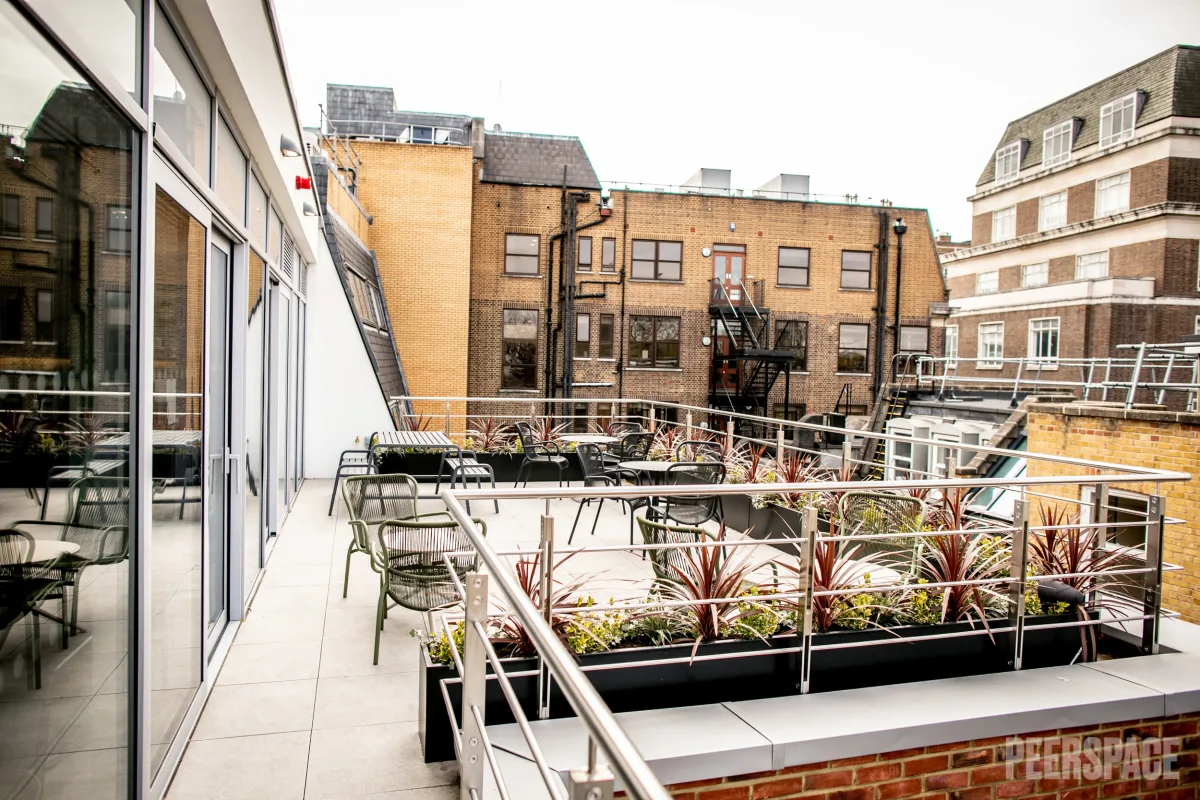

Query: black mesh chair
<box><xmin>568</xmin><ymin>444</ymin><xmax>640</xmax><ymax>544</ymax></box>
<box><xmin>10</xmin><ymin>476</ymin><xmax>129</xmax><ymax>636</ymax></box>
<box><xmin>655</xmin><ymin>462</ymin><xmax>727</xmax><ymax>529</ymax></box>
<box><xmin>340</xmin><ymin>473</ymin><xmax>444</xmax><ymax>599</ymax></box>
<box><xmin>328</xmin><ymin>431</ymin><xmax>377</xmax><ymax>516</ymax></box>
<box><xmin>674</xmin><ymin>439</ymin><xmax>725</xmax><ymax>463</ymax></box>
<box><xmin>373</xmin><ymin>515</ymin><xmax>485</xmax><ymax>664</ymax></box>
<box><xmin>514</xmin><ymin>421</ymin><xmax>569</xmax><ymax>487</ymax></box>
<box><xmin>607</xmin><ymin>420</ymin><xmax>645</xmax><ymax>438</ymax></box>
<box><xmin>0</xmin><ymin>529</ymin><xmax>66</xmax><ymax>689</ymax></box>
<box><xmin>603</xmin><ymin>431</ymin><xmax>654</xmax><ymax>468</ymax></box>
<box><xmin>636</xmin><ymin>516</ymin><xmax>716</xmax><ymax>584</ymax></box>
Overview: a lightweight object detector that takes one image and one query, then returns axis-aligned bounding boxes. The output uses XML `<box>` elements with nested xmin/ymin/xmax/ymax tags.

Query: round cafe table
<box><xmin>558</xmin><ymin>434</ymin><xmax>619</xmax><ymax>446</ymax></box>
<box><xmin>28</xmin><ymin>540</ymin><xmax>81</xmax><ymax>563</ymax></box>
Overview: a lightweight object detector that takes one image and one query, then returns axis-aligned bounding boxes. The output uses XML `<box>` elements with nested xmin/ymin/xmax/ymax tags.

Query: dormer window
<box><xmin>995</xmin><ymin>141</ymin><xmax>1022</xmax><ymax>184</ymax></box>
<box><xmin>1042</xmin><ymin>120</ymin><xmax>1075</xmax><ymax>167</ymax></box>
<box><xmin>1099</xmin><ymin>92</ymin><xmax>1139</xmax><ymax>149</ymax></box>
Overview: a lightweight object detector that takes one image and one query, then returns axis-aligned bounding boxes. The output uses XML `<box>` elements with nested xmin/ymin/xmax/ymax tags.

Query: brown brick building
<box><xmin>319</xmin><ymin>84</ymin><xmax>948</xmax><ymax>424</ymax></box>
<box><xmin>943</xmin><ymin>45</ymin><xmax>1200</xmax><ymax>382</ymax></box>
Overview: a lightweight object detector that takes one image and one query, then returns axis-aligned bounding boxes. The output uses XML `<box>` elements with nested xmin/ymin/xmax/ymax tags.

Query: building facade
<box><xmin>942</xmin><ymin>45</ymin><xmax>1200</xmax><ymax>381</ymax></box>
<box><xmin>321</xmin><ymin>85</ymin><xmax>950</xmax><ymax>427</ymax></box>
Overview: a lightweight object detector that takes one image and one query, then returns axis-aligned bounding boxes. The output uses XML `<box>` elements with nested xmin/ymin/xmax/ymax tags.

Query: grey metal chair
<box><xmin>514</xmin><ymin>421</ymin><xmax>569</xmax><ymax>487</ymax></box>
<box><xmin>373</xmin><ymin>515</ymin><xmax>485</xmax><ymax>665</ymax></box>
<box><xmin>674</xmin><ymin>439</ymin><xmax>725</xmax><ymax>463</ymax></box>
<box><xmin>655</xmin><ymin>461</ymin><xmax>727</xmax><ymax>529</ymax></box>
<box><xmin>568</xmin><ymin>444</ymin><xmax>639</xmax><ymax>544</ymax></box>
<box><xmin>602</xmin><ymin>431</ymin><xmax>654</xmax><ymax>468</ymax></box>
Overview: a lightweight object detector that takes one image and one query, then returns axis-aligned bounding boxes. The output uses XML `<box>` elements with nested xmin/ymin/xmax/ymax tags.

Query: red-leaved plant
<box><xmin>492</xmin><ymin>551</ymin><xmax>588</xmax><ymax>657</ymax></box>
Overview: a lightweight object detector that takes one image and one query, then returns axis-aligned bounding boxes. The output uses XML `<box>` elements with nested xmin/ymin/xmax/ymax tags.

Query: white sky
<box><xmin>276</xmin><ymin>0</ymin><xmax>1200</xmax><ymax>240</ymax></box>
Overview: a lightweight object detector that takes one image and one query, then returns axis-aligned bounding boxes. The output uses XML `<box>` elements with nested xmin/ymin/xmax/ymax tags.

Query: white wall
<box><xmin>303</xmin><ymin>232</ymin><xmax>394</xmax><ymax>478</ymax></box>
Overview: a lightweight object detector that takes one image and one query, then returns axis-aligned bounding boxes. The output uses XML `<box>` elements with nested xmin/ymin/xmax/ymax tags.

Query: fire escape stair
<box><xmin>864</xmin><ymin>387</ymin><xmax>908</xmax><ymax>478</ymax></box>
<box><xmin>707</xmin><ymin>281</ymin><xmax>795</xmax><ymax>429</ymax></box>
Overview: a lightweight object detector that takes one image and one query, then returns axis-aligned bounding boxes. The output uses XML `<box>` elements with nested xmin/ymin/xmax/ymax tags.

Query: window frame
<box><xmin>1028</xmin><ymin>317</ymin><xmax>1060</xmax><ymax>365</ymax></box>
<box><xmin>1095</xmin><ymin>171</ymin><xmax>1131</xmax><ymax>217</ymax></box>
<box><xmin>978</xmin><ymin>321</ymin><xmax>1005</xmax><ymax>368</ymax></box>
<box><xmin>600</xmin><ymin>238</ymin><xmax>616</xmax><ymax>273</ymax></box>
<box><xmin>839</xmin><ymin>250</ymin><xmax>872</xmax><ymax>290</ymax></box>
<box><xmin>105</xmin><ymin>204</ymin><xmax>132</xmax><ymax>253</ymax></box>
<box><xmin>1</xmin><ymin>195</ymin><xmax>20</xmax><ymax>237</ymax></box>
<box><xmin>944</xmin><ymin>324</ymin><xmax>959</xmax><ymax>368</ymax></box>
<box><xmin>574</xmin><ymin>312</ymin><xmax>590</xmax><ymax>359</ymax></box>
<box><xmin>1042</xmin><ymin>120</ymin><xmax>1074</xmax><ymax>168</ymax></box>
<box><xmin>777</xmin><ymin>247</ymin><xmax>811</xmax><ymax>287</ymax></box>
<box><xmin>628</xmin><ymin>315</ymin><xmax>681</xmax><ymax>368</ymax></box>
<box><xmin>501</xmin><ymin>308</ymin><xmax>539</xmax><ymax>389</ymax></box>
<box><xmin>1076</xmin><ymin>251</ymin><xmax>1109</xmax><ymax>281</ymax></box>
<box><xmin>630</xmin><ymin>239</ymin><xmax>682</xmax><ymax>282</ymax></box>
<box><xmin>598</xmin><ymin>313</ymin><xmax>614</xmax><ymax>359</ymax></box>
<box><xmin>1099</xmin><ymin>92</ymin><xmax>1138</xmax><ymax>149</ymax></box>
<box><xmin>0</xmin><ymin>287</ymin><xmax>23</xmax><ymax>342</ymax></box>
<box><xmin>1037</xmin><ymin>191</ymin><xmax>1067</xmax><ymax>232</ymax></box>
<box><xmin>775</xmin><ymin>319</ymin><xmax>808</xmax><ymax>372</ymax></box>
<box><xmin>34</xmin><ymin>289</ymin><xmax>54</xmax><ymax>344</ymax></box>
<box><xmin>577</xmin><ymin>236</ymin><xmax>592</xmax><ymax>271</ymax></box>
<box><xmin>1021</xmin><ymin>262</ymin><xmax>1049</xmax><ymax>288</ymax></box>
<box><xmin>504</xmin><ymin>233</ymin><xmax>541</xmax><ymax>276</ymax></box>
<box><xmin>898</xmin><ymin>325</ymin><xmax>930</xmax><ymax>375</ymax></box>
<box><xmin>34</xmin><ymin>197</ymin><xmax>54</xmax><ymax>240</ymax></box>
<box><xmin>976</xmin><ymin>270</ymin><xmax>999</xmax><ymax>295</ymax></box>
<box><xmin>837</xmin><ymin>323</ymin><xmax>870</xmax><ymax>373</ymax></box>
<box><xmin>991</xmin><ymin>205</ymin><xmax>1016</xmax><ymax>242</ymax></box>
<box><xmin>995</xmin><ymin>141</ymin><xmax>1022</xmax><ymax>184</ymax></box>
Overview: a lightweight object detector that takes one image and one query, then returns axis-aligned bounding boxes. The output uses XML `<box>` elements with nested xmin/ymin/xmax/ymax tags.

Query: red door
<box><xmin>713</xmin><ymin>320</ymin><xmax>740</xmax><ymax>390</ymax></box>
<box><xmin>712</xmin><ymin>245</ymin><xmax>746</xmax><ymax>304</ymax></box>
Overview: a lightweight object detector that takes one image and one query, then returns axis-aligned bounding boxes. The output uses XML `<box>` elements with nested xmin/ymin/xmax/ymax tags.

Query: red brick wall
<box><xmin>637</xmin><ymin>712</ymin><xmax>1200</xmax><ymax>800</ymax></box>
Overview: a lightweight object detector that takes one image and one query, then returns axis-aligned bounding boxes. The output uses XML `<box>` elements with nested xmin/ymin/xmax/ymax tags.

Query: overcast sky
<box><xmin>276</xmin><ymin>1</ymin><xmax>1200</xmax><ymax>240</ymax></box>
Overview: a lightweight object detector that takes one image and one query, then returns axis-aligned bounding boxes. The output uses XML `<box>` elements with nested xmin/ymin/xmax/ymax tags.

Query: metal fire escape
<box><xmin>707</xmin><ymin>278</ymin><xmax>795</xmax><ymax>433</ymax></box>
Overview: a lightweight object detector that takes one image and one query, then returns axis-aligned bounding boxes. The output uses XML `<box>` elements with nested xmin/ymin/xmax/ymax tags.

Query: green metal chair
<box><xmin>0</xmin><ymin>529</ymin><xmax>68</xmax><ymax>689</ymax></box>
<box><xmin>373</xmin><ymin>515</ymin><xmax>485</xmax><ymax>665</ymax></box>
<box><xmin>839</xmin><ymin>490</ymin><xmax>926</xmax><ymax>570</ymax></box>
<box><xmin>636</xmin><ymin>516</ymin><xmax>716</xmax><ymax>583</ymax></box>
<box><xmin>340</xmin><ymin>473</ymin><xmax>431</xmax><ymax>598</ymax></box>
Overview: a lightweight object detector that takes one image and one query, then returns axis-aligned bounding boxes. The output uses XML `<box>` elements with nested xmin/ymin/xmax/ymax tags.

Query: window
<box><xmin>575</xmin><ymin>312</ymin><xmax>590</xmax><ymax>358</ymax></box>
<box><xmin>35</xmin><ymin>289</ymin><xmax>53</xmax><ymax>342</ymax></box>
<box><xmin>0</xmin><ymin>287</ymin><xmax>22</xmax><ymax>341</ymax></box>
<box><xmin>992</xmin><ymin>206</ymin><xmax>1016</xmax><ymax>242</ymax></box>
<box><xmin>35</xmin><ymin>198</ymin><xmax>54</xmax><ymax>239</ymax></box>
<box><xmin>1022</xmin><ymin>262</ymin><xmax>1048</xmax><ymax>288</ymax></box>
<box><xmin>249</xmin><ymin>174</ymin><xmax>267</xmax><ymax>251</ymax></box>
<box><xmin>106</xmin><ymin>205</ymin><xmax>131</xmax><ymax>252</ymax></box>
<box><xmin>216</xmin><ymin>115</ymin><xmax>247</xmax><ymax>223</ymax></box>
<box><xmin>153</xmin><ymin>13</ymin><xmax>211</xmax><ymax>179</ymax></box>
<box><xmin>577</xmin><ymin>236</ymin><xmax>592</xmax><ymax>271</ymax></box>
<box><xmin>899</xmin><ymin>326</ymin><xmax>929</xmax><ymax>367</ymax></box>
<box><xmin>631</xmin><ymin>240</ymin><xmax>682</xmax><ymax>281</ymax></box>
<box><xmin>976</xmin><ymin>271</ymin><xmax>999</xmax><ymax>294</ymax></box>
<box><xmin>778</xmin><ymin>247</ymin><xmax>810</xmax><ymax>287</ymax></box>
<box><xmin>837</xmin><ymin>323</ymin><xmax>869</xmax><ymax>373</ymax></box>
<box><xmin>840</xmin><ymin>251</ymin><xmax>871</xmax><ymax>289</ymax></box>
<box><xmin>1100</xmin><ymin>92</ymin><xmax>1138</xmax><ymax>149</ymax></box>
<box><xmin>268</xmin><ymin>206</ymin><xmax>282</xmax><ymax>264</ymax></box>
<box><xmin>571</xmin><ymin>403</ymin><xmax>589</xmax><ymax>433</ymax></box>
<box><xmin>1029</xmin><ymin>318</ymin><xmax>1059</xmax><ymax>364</ymax></box>
<box><xmin>1095</xmin><ymin>171</ymin><xmax>1130</xmax><ymax>217</ymax></box>
<box><xmin>104</xmin><ymin>291</ymin><xmax>130</xmax><ymax>381</ymax></box>
<box><xmin>995</xmin><ymin>141</ymin><xmax>1022</xmax><ymax>184</ymax></box>
<box><xmin>1038</xmin><ymin>191</ymin><xmax>1066</xmax><ymax>231</ymax></box>
<box><xmin>978</xmin><ymin>322</ymin><xmax>1004</xmax><ymax>367</ymax></box>
<box><xmin>773</xmin><ymin>403</ymin><xmax>807</xmax><ymax>421</ymax></box>
<box><xmin>775</xmin><ymin>320</ymin><xmax>808</xmax><ymax>371</ymax></box>
<box><xmin>502</xmin><ymin>309</ymin><xmax>538</xmax><ymax>389</ymax></box>
<box><xmin>601</xmin><ymin>238</ymin><xmax>615</xmax><ymax>272</ymax></box>
<box><xmin>945</xmin><ymin>324</ymin><xmax>959</xmax><ymax>368</ymax></box>
<box><xmin>1076</xmin><ymin>251</ymin><xmax>1108</xmax><ymax>280</ymax></box>
<box><xmin>505</xmin><ymin>234</ymin><xmax>540</xmax><ymax>275</ymax></box>
<box><xmin>1042</xmin><ymin>120</ymin><xmax>1074</xmax><ymax>167</ymax></box>
<box><xmin>629</xmin><ymin>315</ymin><xmax>679</xmax><ymax>368</ymax></box>
<box><xmin>598</xmin><ymin>313</ymin><xmax>614</xmax><ymax>359</ymax></box>
<box><xmin>1</xmin><ymin>195</ymin><xmax>19</xmax><ymax>236</ymax></box>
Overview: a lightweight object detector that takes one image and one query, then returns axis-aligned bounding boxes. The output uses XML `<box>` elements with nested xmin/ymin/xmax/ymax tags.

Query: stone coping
<box><xmin>1028</xmin><ymin>402</ymin><xmax>1200</xmax><ymax>426</ymax></box>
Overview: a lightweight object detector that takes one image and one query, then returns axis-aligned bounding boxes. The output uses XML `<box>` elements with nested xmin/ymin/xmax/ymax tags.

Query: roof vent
<box><xmin>682</xmin><ymin>168</ymin><xmax>731</xmax><ymax>196</ymax></box>
<box><xmin>754</xmin><ymin>174</ymin><xmax>810</xmax><ymax>201</ymax></box>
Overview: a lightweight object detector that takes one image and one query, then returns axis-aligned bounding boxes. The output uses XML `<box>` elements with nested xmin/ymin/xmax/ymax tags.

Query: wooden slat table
<box><xmin>369</xmin><ymin>430</ymin><xmax>462</xmax><ymax>498</ymax></box>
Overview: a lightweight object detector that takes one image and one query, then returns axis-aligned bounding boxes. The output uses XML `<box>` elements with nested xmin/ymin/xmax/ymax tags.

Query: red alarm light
<box><xmin>296</xmin><ymin>176</ymin><xmax>312</xmax><ymax>190</ymax></box>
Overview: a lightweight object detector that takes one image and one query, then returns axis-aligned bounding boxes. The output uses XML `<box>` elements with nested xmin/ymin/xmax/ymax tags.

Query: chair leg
<box><xmin>460</xmin><ymin>471</ymin><xmax>470</xmax><ymax>515</ymax></box>
<box><xmin>491</xmin><ymin>473</ymin><xmax>499</xmax><ymax>513</ymax></box>
<box><xmin>328</xmin><ymin>473</ymin><xmax>341</xmax><ymax>516</ymax></box>
<box><xmin>40</xmin><ymin>482</ymin><xmax>51</xmax><ymax>520</ymax></box>
<box><xmin>373</xmin><ymin>582</ymin><xmax>385</xmax><ymax>666</ymax></box>
<box><xmin>557</xmin><ymin>462</ymin><xmax>564</xmax><ymax>488</ymax></box>
<box><xmin>70</xmin><ymin>570</ymin><xmax>83</xmax><ymax>634</ymax></box>
<box><xmin>60</xmin><ymin>588</ymin><xmax>68</xmax><ymax>649</ymax></box>
<box><xmin>30</xmin><ymin>611</ymin><xmax>41</xmax><ymax>690</ymax></box>
<box><xmin>178</xmin><ymin>480</ymin><xmax>187</xmax><ymax>520</ymax></box>
<box><xmin>343</xmin><ymin>541</ymin><xmax>356</xmax><ymax>598</ymax></box>
<box><xmin>568</xmin><ymin>500</ymin><xmax>587</xmax><ymax>545</ymax></box>
<box><xmin>589</xmin><ymin>498</ymin><xmax>604</xmax><ymax>539</ymax></box>
<box><xmin>514</xmin><ymin>461</ymin><xmax>525</xmax><ymax>488</ymax></box>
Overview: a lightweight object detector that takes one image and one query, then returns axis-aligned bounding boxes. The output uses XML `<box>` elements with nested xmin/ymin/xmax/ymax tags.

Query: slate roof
<box><xmin>976</xmin><ymin>45</ymin><xmax>1200</xmax><ymax>186</ymax></box>
<box><xmin>481</xmin><ymin>131</ymin><xmax>600</xmax><ymax>190</ymax></box>
<box><xmin>313</xmin><ymin>159</ymin><xmax>411</xmax><ymax>419</ymax></box>
<box><xmin>324</xmin><ymin>84</ymin><xmax>471</xmax><ymax>144</ymax></box>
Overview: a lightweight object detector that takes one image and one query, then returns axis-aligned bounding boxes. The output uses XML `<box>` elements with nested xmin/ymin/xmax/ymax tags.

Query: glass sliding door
<box><xmin>0</xmin><ymin>6</ymin><xmax>136</xmax><ymax>796</ymax></box>
<box><xmin>205</xmin><ymin>235</ymin><xmax>232</xmax><ymax>642</ymax></box>
<box><xmin>242</xmin><ymin>253</ymin><xmax>265</xmax><ymax>601</ymax></box>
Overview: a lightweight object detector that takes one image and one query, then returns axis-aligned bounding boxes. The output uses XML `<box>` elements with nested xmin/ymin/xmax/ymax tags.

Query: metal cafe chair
<box><xmin>568</xmin><ymin>444</ymin><xmax>640</xmax><ymax>544</ymax></box>
<box><xmin>513</xmin><ymin>421</ymin><xmax>569</xmax><ymax>487</ymax></box>
<box><xmin>655</xmin><ymin>461</ymin><xmax>727</xmax><ymax>529</ymax></box>
<box><xmin>603</xmin><ymin>431</ymin><xmax>654</xmax><ymax>468</ymax></box>
<box><xmin>636</xmin><ymin>516</ymin><xmax>717</xmax><ymax>584</ymax></box>
<box><xmin>328</xmin><ymin>430</ymin><xmax>377</xmax><ymax>516</ymax></box>
<box><xmin>340</xmin><ymin>473</ymin><xmax>442</xmax><ymax>599</ymax></box>
<box><xmin>0</xmin><ymin>529</ymin><xmax>68</xmax><ymax>689</ymax></box>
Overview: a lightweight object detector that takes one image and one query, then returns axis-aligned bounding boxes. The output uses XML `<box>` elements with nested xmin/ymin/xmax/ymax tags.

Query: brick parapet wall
<box><xmin>631</xmin><ymin>713</ymin><xmax>1200</xmax><ymax>800</ymax></box>
<box><xmin>1025</xmin><ymin>403</ymin><xmax>1200</xmax><ymax>623</ymax></box>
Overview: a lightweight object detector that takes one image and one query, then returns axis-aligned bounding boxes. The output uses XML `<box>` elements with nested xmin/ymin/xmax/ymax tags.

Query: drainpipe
<box><xmin>873</xmin><ymin>211</ymin><xmax>890</xmax><ymax>401</ymax></box>
<box><xmin>617</xmin><ymin>191</ymin><xmax>630</xmax><ymax>400</ymax></box>
<box><xmin>891</xmin><ymin>217</ymin><xmax>907</xmax><ymax>381</ymax></box>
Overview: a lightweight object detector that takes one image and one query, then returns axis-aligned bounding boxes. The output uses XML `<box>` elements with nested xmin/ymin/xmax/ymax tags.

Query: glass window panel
<box><xmin>840</xmin><ymin>251</ymin><xmax>871</xmax><ymax>289</ymax></box>
<box><xmin>839</xmin><ymin>324</ymin><xmax>868</xmax><ymax>350</ymax></box>
<box><xmin>216</xmin><ymin>115</ymin><xmax>247</xmax><ymax>223</ymax></box>
<box><xmin>35</xmin><ymin>197</ymin><xmax>54</xmax><ymax>238</ymax></box>
<box><xmin>598</xmin><ymin>313</ymin><xmax>613</xmax><ymax>358</ymax></box>
<box><xmin>658</xmin><ymin>241</ymin><xmax>682</xmax><ymax>262</ymax></box>
<box><xmin>0</xmin><ymin>8</ymin><xmax>135</xmax><ymax>793</ymax></box>
<box><xmin>502</xmin><ymin>309</ymin><xmax>537</xmax><ymax>388</ymax></box>
<box><xmin>505</xmin><ymin>234</ymin><xmax>539</xmax><ymax>274</ymax></box>
<box><xmin>575</xmin><ymin>312</ymin><xmax>590</xmax><ymax>358</ymax></box>
<box><xmin>631</xmin><ymin>240</ymin><xmax>655</xmax><ymax>260</ymax></box>
<box><xmin>0</xmin><ymin>195</ymin><xmax>17</xmax><ymax>235</ymax></box>
<box><xmin>1076</xmin><ymin>252</ymin><xmax>1108</xmax><ymax>280</ymax></box>
<box><xmin>992</xmin><ymin>206</ymin><xmax>1016</xmax><ymax>241</ymax></box>
<box><xmin>601</xmin><ymin>238</ymin><xmax>615</xmax><ymax>270</ymax></box>
<box><xmin>945</xmin><ymin>325</ymin><xmax>959</xmax><ymax>367</ymax></box>
<box><xmin>1043</xmin><ymin>121</ymin><xmax>1073</xmax><ymax>167</ymax></box>
<box><xmin>979</xmin><ymin>322</ymin><xmax>1004</xmax><ymax>366</ymax></box>
<box><xmin>900</xmin><ymin>326</ymin><xmax>928</xmax><ymax>351</ymax></box>
<box><xmin>577</xmin><ymin>236</ymin><xmax>592</xmax><ymax>268</ymax></box>
<box><xmin>1038</xmin><ymin>192</ymin><xmax>1066</xmax><ymax>231</ymax></box>
<box><xmin>658</xmin><ymin>260</ymin><xmax>681</xmax><ymax>281</ymax></box>
<box><xmin>976</xmin><ymin>271</ymin><xmax>998</xmax><ymax>294</ymax></box>
<box><xmin>779</xmin><ymin>247</ymin><xmax>809</xmax><ymax>268</ymax></box>
<box><xmin>1096</xmin><ymin>172</ymin><xmax>1130</xmax><ymax>216</ymax></box>
<box><xmin>1022</xmin><ymin>263</ymin><xmax>1048</xmax><ymax>288</ymax></box>
<box><xmin>631</xmin><ymin>260</ymin><xmax>655</xmax><ymax>279</ymax></box>
<box><xmin>106</xmin><ymin>204</ymin><xmax>132</xmax><ymax>252</ymax></box>
<box><xmin>153</xmin><ymin>11</ymin><xmax>211</xmax><ymax>179</ymax></box>
<box><xmin>249</xmin><ymin>174</ymin><xmax>267</xmax><ymax>251</ymax></box>
<box><xmin>268</xmin><ymin>206</ymin><xmax>282</xmax><ymax>263</ymax></box>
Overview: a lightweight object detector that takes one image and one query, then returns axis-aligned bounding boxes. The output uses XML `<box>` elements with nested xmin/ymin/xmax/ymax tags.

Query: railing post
<box><xmin>1008</xmin><ymin>499</ymin><xmax>1029</xmax><ymax>671</ymax></box>
<box><xmin>799</xmin><ymin>506</ymin><xmax>818</xmax><ymax>694</ymax></box>
<box><xmin>460</xmin><ymin>573</ymin><xmax>489</xmax><ymax>800</ymax></box>
<box><xmin>776</xmin><ymin>426</ymin><xmax>785</xmax><ymax>461</ymax></box>
<box><xmin>841</xmin><ymin>439</ymin><xmax>852</xmax><ymax>472</ymax></box>
<box><xmin>1157</xmin><ymin>354</ymin><xmax>1176</xmax><ymax>405</ymax></box>
<box><xmin>1088</xmin><ymin>483</ymin><xmax>1109</xmax><ymax>607</ymax></box>
<box><xmin>1126</xmin><ymin>343</ymin><xmax>1146</xmax><ymax>409</ymax></box>
<box><xmin>725</xmin><ymin>418</ymin><xmax>734</xmax><ymax>454</ymax></box>
<box><xmin>566</xmin><ymin>737</ymin><xmax>614</xmax><ymax>800</ymax></box>
<box><xmin>648</xmin><ymin>405</ymin><xmax>656</xmax><ymax>433</ymax></box>
<box><xmin>445</xmin><ymin>400</ymin><xmax>451</xmax><ymax>437</ymax></box>
<box><xmin>1142</xmin><ymin>494</ymin><xmax>1166</xmax><ymax>655</ymax></box>
<box><xmin>1010</xmin><ymin>358</ymin><xmax>1024</xmax><ymax>408</ymax></box>
<box><xmin>685</xmin><ymin>411</ymin><xmax>692</xmax><ymax>441</ymax></box>
<box><xmin>538</xmin><ymin>514</ymin><xmax>555</xmax><ymax>719</ymax></box>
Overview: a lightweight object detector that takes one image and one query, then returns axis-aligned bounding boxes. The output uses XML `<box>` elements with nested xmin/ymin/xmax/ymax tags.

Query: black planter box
<box><xmin>419</xmin><ymin>612</ymin><xmax>1094</xmax><ymax>763</ymax></box>
<box><xmin>476</xmin><ymin>453</ymin><xmax>522</xmax><ymax>483</ymax></box>
<box><xmin>376</xmin><ymin>452</ymin><xmax>446</xmax><ymax>477</ymax></box>
<box><xmin>0</xmin><ymin>453</ymin><xmax>70</xmax><ymax>489</ymax></box>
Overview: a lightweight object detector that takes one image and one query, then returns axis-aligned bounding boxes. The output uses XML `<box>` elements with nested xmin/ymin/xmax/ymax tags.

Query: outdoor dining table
<box><xmin>369</xmin><ymin>430</ymin><xmax>461</xmax><ymax>498</ymax></box>
<box><xmin>558</xmin><ymin>434</ymin><xmax>619</xmax><ymax>446</ymax></box>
